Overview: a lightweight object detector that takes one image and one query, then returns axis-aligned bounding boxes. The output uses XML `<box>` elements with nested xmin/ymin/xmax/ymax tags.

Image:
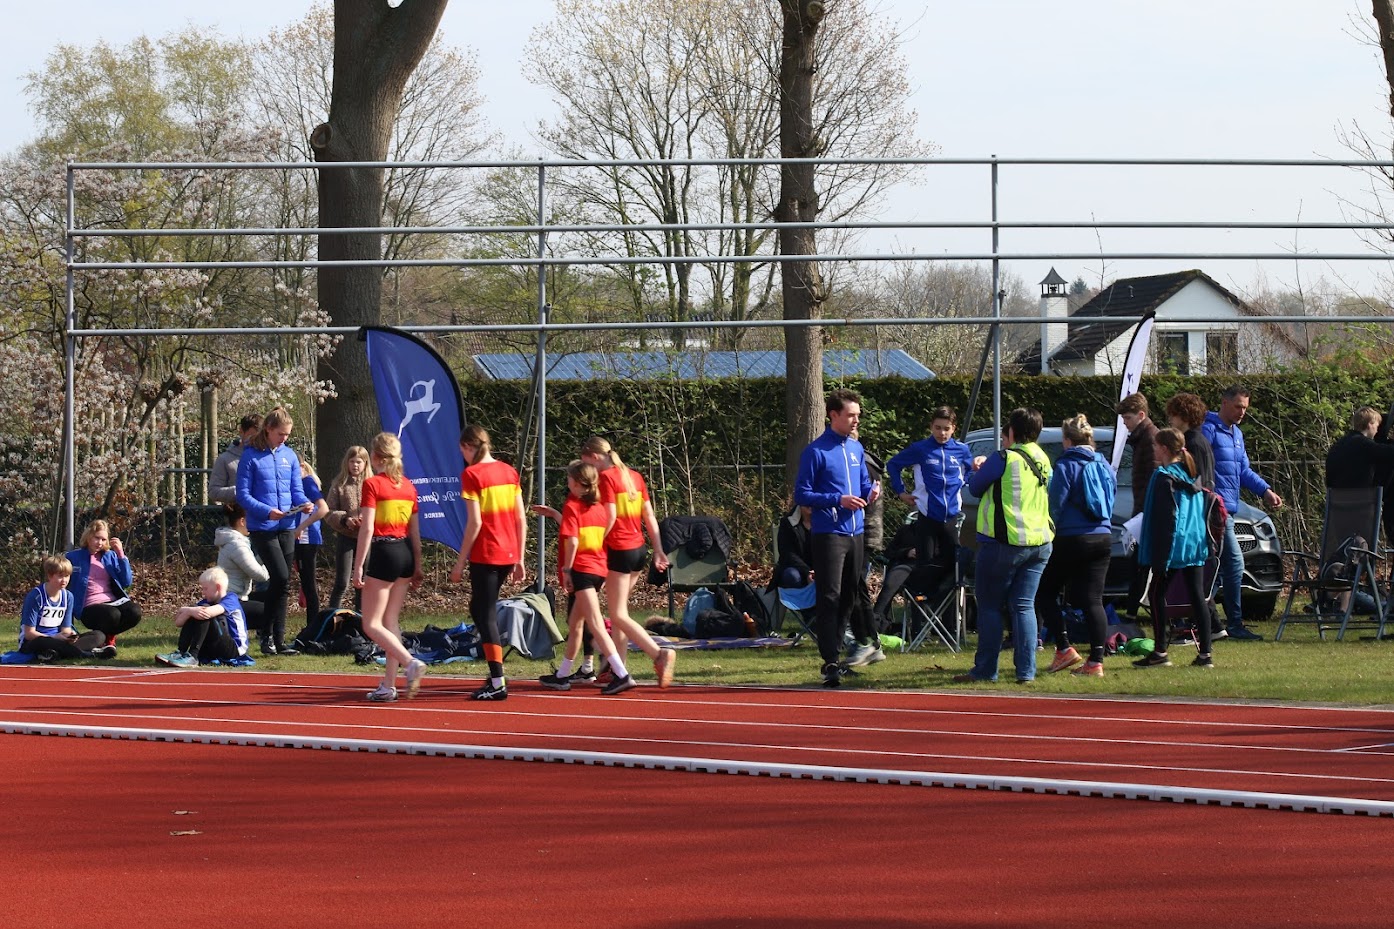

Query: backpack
<box><xmin>728</xmin><ymin>579</ymin><xmax>775</xmax><ymax>636</ymax></box>
<box><xmin>1200</xmin><ymin>487</ymin><xmax>1229</xmax><ymax>559</ymax></box>
<box><xmin>1078</xmin><ymin>454</ymin><xmax>1116</xmax><ymax>521</ymax></box>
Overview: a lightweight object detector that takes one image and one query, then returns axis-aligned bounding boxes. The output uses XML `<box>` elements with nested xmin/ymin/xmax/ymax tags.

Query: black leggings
<box><xmin>78</xmin><ymin>600</ymin><xmax>143</xmax><ymax>641</ymax></box>
<box><xmin>327</xmin><ymin>534</ymin><xmax>360</xmax><ymax>613</ymax></box>
<box><xmin>178</xmin><ymin>617</ymin><xmax>238</xmax><ymax>663</ymax></box>
<box><xmin>20</xmin><ymin>630</ymin><xmax>106</xmax><ymax>659</ymax></box>
<box><xmin>250</xmin><ymin>529</ymin><xmax>296</xmax><ymax>645</ymax></box>
<box><xmin>295</xmin><ymin>542</ymin><xmax>321</xmax><ymax>625</ymax></box>
<box><xmin>1149</xmin><ymin>564</ymin><xmax>1212</xmax><ymax>655</ymax></box>
<box><xmin>469</xmin><ymin>562</ymin><xmax>511</xmax><ymax>680</ymax></box>
<box><xmin>1036</xmin><ymin>533</ymin><xmax>1112</xmax><ymax>662</ymax></box>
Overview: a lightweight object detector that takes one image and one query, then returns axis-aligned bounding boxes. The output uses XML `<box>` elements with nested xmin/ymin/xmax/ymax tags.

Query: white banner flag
<box><xmin>1110</xmin><ymin>311</ymin><xmax>1156</xmax><ymax>473</ymax></box>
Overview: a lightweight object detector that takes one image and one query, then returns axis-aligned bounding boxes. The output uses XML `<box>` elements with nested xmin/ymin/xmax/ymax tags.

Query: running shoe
<box><xmin>405</xmin><ymin>659</ymin><xmax>427</xmax><ymax>698</ymax></box>
<box><xmin>1046</xmin><ymin>646</ymin><xmax>1083</xmax><ymax>674</ymax></box>
<box><xmin>366</xmin><ymin>683</ymin><xmax>398</xmax><ymax>702</ymax></box>
<box><xmin>600</xmin><ymin>673</ymin><xmax>636</xmax><ymax>696</ymax></box>
<box><xmin>1132</xmin><ymin>651</ymin><xmax>1172</xmax><ymax>668</ymax></box>
<box><xmin>845</xmin><ymin>641</ymin><xmax>878</xmax><ymax>668</ymax></box>
<box><xmin>571</xmin><ymin>665</ymin><xmax>597</xmax><ymax>684</ymax></box>
<box><xmin>472</xmin><ymin>681</ymin><xmax>509</xmax><ymax>701</ymax></box>
<box><xmin>821</xmin><ymin>661</ymin><xmax>842</xmax><ymax>688</ymax></box>
<box><xmin>593</xmin><ymin>668</ymin><xmax>614</xmax><ymax>688</ymax></box>
<box><xmin>167</xmin><ymin>652</ymin><xmax>198</xmax><ymax>668</ymax></box>
<box><xmin>91</xmin><ymin>644</ymin><xmax>117</xmax><ymax>660</ymax></box>
<box><xmin>1071</xmin><ymin>661</ymin><xmax>1105</xmax><ymax>677</ymax></box>
<box><xmin>539</xmin><ymin>672</ymin><xmax>573</xmax><ymax>691</ymax></box>
<box><xmin>1225</xmin><ymin>624</ymin><xmax>1263</xmax><ymax>641</ymax></box>
<box><xmin>654</xmin><ymin>648</ymin><xmax>677</xmax><ymax>688</ymax></box>
<box><xmin>1191</xmin><ymin>654</ymin><xmax>1215</xmax><ymax>668</ymax></box>
<box><xmin>227</xmin><ymin>655</ymin><xmax>256</xmax><ymax>667</ymax></box>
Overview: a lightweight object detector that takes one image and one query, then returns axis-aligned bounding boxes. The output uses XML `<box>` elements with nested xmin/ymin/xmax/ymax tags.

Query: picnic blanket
<box><xmin>642</xmin><ymin>634</ymin><xmax>796</xmax><ymax>651</ymax></box>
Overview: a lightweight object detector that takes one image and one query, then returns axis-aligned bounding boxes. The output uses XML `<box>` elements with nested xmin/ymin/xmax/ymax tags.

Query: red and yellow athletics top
<box><xmin>362</xmin><ymin>473</ymin><xmax>417</xmax><ymax>539</ymax></box>
<box><xmin>600</xmin><ymin>466</ymin><xmax>649</xmax><ymax>550</ymax></box>
<box><xmin>460</xmin><ymin>459</ymin><xmax>523</xmax><ymax>565</ymax></box>
<box><xmin>560</xmin><ymin>495</ymin><xmax>609</xmax><ymax>576</ymax></box>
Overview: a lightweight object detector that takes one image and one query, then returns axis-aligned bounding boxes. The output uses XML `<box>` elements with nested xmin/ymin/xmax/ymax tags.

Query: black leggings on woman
<box><xmin>1148</xmin><ymin>564</ymin><xmax>1212</xmax><ymax>655</ymax></box>
<box><xmin>250</xmin><ymin>529</ymin><xmax>296</xmax><ymax>646</ymax></box>
<box><xmin>468</xmin><ymin>562</ymin><xmax>511</xmax><ymax>681</ymax></box>
<box><xmin>1036</xmin><ymin>533</ymin><xmax>1112</xmax><ymax>662</ymax></box>
<box><xmin>79</xmin><ymin>600</ymin><xmax>143</xmax><ymax>643</ymax></box>
<box><xmin>326</xmin><ymin>534</ymin><xmax>360</xmax><ymax>613</ymax></box>
<box><xmin>295</xmin><ymin>542</ymin><xmax>321</xmax><ymax>625</ymax></box>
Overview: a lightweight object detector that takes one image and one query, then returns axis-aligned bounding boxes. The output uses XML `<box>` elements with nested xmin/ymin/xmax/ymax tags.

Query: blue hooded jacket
<box><xmin>1138</xmin><ymin>463</ymin><xmax>1208</xmax><ymax>570</ymax></box>
<box><xmin>1200</xmin><ymin>410</ymin><xmax>1270</xmax><ymax>514</ymax></box>
<box><xmin>1048</xmin><ymin>445</ymin><xmax>1114</xmax><ymax>538</ymax></box>
<box><xmin>236</xmin><ymin>443</ymin><xmax>311</xmax><ymax>533</ymax></box>
<box><xmin>885</xmin><ymin>436</ymin><xmax>974</xmax><ymax>521</ymax></box>
<box><xmin>794</xmin><ymin>427</ymin><xmax>875</xmax><ymax>536</ymax></box>
<box><xmin>63</xmin><ymin>547</ymin><xmax>134</xmax><ymax>616</ymax></box>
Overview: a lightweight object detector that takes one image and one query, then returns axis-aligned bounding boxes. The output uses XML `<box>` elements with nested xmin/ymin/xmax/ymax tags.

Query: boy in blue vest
<box><xmin>19</xmin><ymin>556</ymin><xmax>116</xmax><ymax>661</ymax></box>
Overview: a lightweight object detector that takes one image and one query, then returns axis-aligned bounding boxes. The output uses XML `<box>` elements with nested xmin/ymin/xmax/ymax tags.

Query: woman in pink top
<box><xmin>64</xmin><ymin>519</ymin><xmax>142</xmax><ymax>651</ymax></box>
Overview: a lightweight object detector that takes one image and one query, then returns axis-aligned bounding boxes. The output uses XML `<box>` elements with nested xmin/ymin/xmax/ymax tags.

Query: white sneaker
<box><xmin>405</xmin><ymin>659</ymin><xmax>427</xmax><ymax>698</ymax></box>
<box><xmin>366</xmin><ymin>683</ymin><xmax>398</xmax><ymax>702</ymax></box>
<box><xmin>846</xmin><ymin>642</ymin><xmax>880</xmax><ymax>668</ymax></box>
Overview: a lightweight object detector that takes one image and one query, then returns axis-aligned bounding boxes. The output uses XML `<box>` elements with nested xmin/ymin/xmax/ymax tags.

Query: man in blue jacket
<box><xmin>1202</xmin><ymin>386</ymin><xmax>1283</xmax><ymax>640</ymax></box>
<box><xmin>886</xmin><ymin>405</ymin><xmax>980</xmax><ymax>609</ymax></box>
<box><xmin>794</xmin><ymin>389</ymin><xmax>880</xmax><ymax>687</ymax></box>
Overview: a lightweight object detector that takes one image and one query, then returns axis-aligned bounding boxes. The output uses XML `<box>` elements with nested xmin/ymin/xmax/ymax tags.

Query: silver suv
<box><xmin>958</xmin><ymin>426</ymin><xmax>1284</xmax><ymax>619</ymax></box>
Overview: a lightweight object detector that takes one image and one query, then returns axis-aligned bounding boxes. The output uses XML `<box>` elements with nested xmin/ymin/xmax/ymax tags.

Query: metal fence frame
<box><xmin>62</xmin><ymin>155</ymin><xmax>1394</xmax><ymax>555</ymax></box>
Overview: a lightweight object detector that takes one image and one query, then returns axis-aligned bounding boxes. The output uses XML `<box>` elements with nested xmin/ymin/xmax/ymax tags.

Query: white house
<box><xmin>1018</xmin><ymin>268</ymin><xmax>1292</xmax><ymax>376</ymax></box>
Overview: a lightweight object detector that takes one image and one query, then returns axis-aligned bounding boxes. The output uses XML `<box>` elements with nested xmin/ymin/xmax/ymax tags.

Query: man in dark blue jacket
<box><xmin>1201</xmin><ymin>386</ymin><xmax>1283</xmax><ymax>640</ymax></box>
<box><xmin>794</xmin><ymin>389</ymin><xmax>879</xmax><ymax>687</ymax></box>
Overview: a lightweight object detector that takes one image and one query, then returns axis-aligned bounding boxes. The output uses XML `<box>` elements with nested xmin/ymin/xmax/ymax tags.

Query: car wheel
<box><xmin>1243</xmin><ymin>592</ymin><xmax>1278</xmax><ymax>622</ymax></box>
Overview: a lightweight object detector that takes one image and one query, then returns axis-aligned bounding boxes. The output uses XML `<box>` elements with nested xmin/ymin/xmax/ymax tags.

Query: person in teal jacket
<box><xmin>1135</xmin><ymin>428</ymin><xmax>1214</xmax><ymax>669</ymax></box>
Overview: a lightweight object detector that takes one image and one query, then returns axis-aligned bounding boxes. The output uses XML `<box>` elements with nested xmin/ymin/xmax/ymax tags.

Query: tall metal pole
<box><xmin>990</xmin><ymin>156</ymin><xmax>1002</xmax><ymax>447</ymax></box>
<box><xmin>63</xmin><ymin>166</ymin><xmax>77</xmax><ymax>547</ymax></box>
<box><xmin>533</xmin><ymin>164</ymin><xmax>549</xmax><ymax>582</ymax></box>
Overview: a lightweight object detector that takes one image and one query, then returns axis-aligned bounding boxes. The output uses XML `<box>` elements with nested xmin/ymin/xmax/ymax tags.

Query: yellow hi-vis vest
<box><xmin>976</xmin><ymin>442</ymin><xmax>1055</xmax><ymax>546</ymax></box>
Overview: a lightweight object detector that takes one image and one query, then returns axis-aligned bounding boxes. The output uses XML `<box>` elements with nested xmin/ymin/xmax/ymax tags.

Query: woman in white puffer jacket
<box><xmin>215</xmin><ymin>503</ymin><xmax>270</xmax><ymax>637</ymax></box>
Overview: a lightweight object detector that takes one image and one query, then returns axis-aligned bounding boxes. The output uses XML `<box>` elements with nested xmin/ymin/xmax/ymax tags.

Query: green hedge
<box><xmin>457</xmin><ymin>370</ymin><xmax>1394</xmax><ymax>565</ymax></box>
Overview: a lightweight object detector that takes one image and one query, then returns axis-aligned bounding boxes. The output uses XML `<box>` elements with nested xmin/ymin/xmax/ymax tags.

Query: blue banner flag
<box><xmin>362</xmin><ymin>326</ymin><xmax>467</xmax><ymax>551</ymax></box>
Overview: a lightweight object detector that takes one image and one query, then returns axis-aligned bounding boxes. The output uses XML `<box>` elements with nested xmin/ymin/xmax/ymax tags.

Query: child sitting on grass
<box><xmin>155</xmin><ymin>567</ymin><xmax>253</xmax><ymax>668</ymax></box>
<box><xmin>19</xmin><ymin>555</ymin><xmax>115</xmax><ymax>662</ymax></box>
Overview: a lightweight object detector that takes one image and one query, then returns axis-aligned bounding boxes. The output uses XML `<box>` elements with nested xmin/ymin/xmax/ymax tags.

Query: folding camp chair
<box><xmin>770</xmin><ymin>520</ymin><xmax>816</xmax><ymax>639</ymax></box>
<box><xmin>1277</xmin><ymin>486</ymin><xmax>1387</xmax><ymax>641</ymax></box>
<box><xmin>887</xmin><ymin>555</ymin><xmax>964</xmax><ymax>652</ymax></box>
<box><xmin>661</xmin><ymin>516</ymin><xmax>735</xmax><ymax>619</ymax></box>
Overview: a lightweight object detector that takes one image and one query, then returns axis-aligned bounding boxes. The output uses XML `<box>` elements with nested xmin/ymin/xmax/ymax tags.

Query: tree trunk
<box><xmin>312</xmin><ymin>0</ymin><xmax>448</xmax><ymax>468</ymax></box>
<box><xmin>1375</xmin><ymin>1</ymin><xmax>1394</xmax><ymax>117</ymax></box>
<box><xmin>778</xmin><ymin>0</ymin><xmax>827</xmax><ymax>481</ymax></box>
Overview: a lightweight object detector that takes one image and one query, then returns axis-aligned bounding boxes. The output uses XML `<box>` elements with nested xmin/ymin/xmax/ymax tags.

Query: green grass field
<box><xmin>4</xmin><ymin>610</ymin><xmax>1393</xmax><ymax>706</ymax></box>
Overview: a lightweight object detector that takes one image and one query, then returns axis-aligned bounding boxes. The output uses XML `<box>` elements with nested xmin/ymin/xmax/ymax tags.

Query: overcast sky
<box><xmin>5</xmin><ymin>0</ymin><xmax>1391</xmax><ymax>297</ymax></box>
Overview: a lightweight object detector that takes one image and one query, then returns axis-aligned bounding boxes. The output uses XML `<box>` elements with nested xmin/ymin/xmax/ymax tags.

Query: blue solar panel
<box><xmin>471</xmin><ymin>349</ymin><xmax>934</xmax><ymax>381</ymax></box>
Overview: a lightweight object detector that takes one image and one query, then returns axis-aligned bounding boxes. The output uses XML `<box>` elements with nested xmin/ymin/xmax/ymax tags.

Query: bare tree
<box><xmin>1374</xmin><ymin>1</ymin><xmax>1394</xmax><ymax>117</ymax></box>
<box><xmin>779</xmin><ymin>0</ymin><xmax>826</xmax><ymax>480</ymax></box>
<box><xmin>310</xmin><ymin>0</ymin><xmax>448</xmax><ymax>467</ymax></box>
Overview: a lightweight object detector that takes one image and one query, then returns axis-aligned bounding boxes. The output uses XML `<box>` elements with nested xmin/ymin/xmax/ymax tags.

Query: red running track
<box><xmin>3</xmin><ymin>667</ymin><xmax>1394</xmax><ymax>929</ymax></box>
<box><xmin>3</xmin><ymin>666</ymin><xmax>1394</xmax><ymax>812</ymax></box>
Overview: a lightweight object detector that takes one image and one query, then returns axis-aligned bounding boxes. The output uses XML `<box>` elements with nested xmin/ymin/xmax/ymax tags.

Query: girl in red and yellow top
<box><xmin>581</xmin><ymin>436</ymin><xmax>677</xmax><ymax>688</ymax></box>
<box><xmin>535</xmin><ymin>461</ymin><xmax>633</xmax><ymax>695</ymax></box>
<box><xmin>352</xmin><ymin>432</ymin><xmax>427</xmax><ymax>703</ymax></box>
<box><xmin>449</xmin><ymin>425</ymin><xmax>527</xmax><ymax>702</ymax></box>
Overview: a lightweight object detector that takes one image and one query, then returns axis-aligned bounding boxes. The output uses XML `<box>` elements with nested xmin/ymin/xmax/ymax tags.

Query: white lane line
<box><xmin>0</xmin><ymin>688</ymin><xmax>1383</xmax><ymax>763</ymax></box>
<box><xmin>4</xmin><ymin>720</ymin><xmax>1391</xmax><ymax>818</ymax></box>
<box><xmin>4</xmin><ymin>708</ymin><xmax>1393</xmax><ymax>790</ymax></box>
<box><xmin>7</xmin><ymin>671</ymin><xmax>1394</xmax><ymax>739</ymax></box>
